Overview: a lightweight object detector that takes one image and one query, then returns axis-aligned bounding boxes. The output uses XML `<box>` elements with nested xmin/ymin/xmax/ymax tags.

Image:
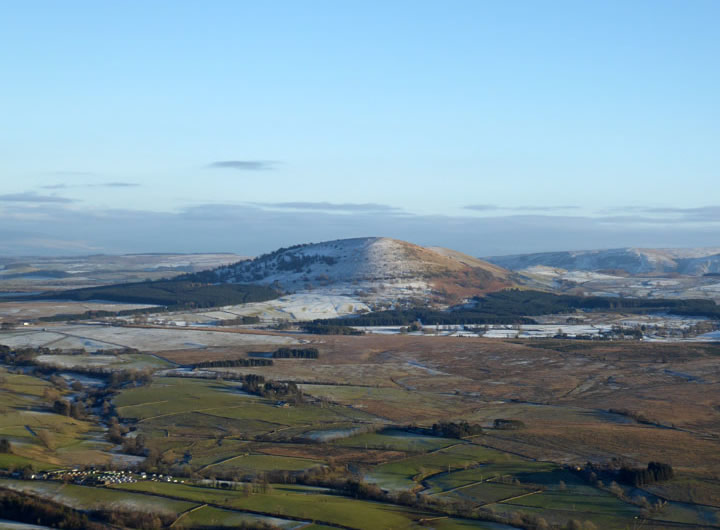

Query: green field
<box><xmin>205</xmin><ymin>454</ymin><xmax>322</xmax><ymax>474</ymax></box>
<box><xmin>113</xmin><ymin>376</ymin><xmax>386</xmax><ymax>474</ymax></box>
<box><xmin>3</xmin><ymin>336</ymin><xmax>718</xmax><ymax>530</ymax></box>
<box><xmin>114</xmin><ymin>481</ymin><xmax>510</xmax><ymax>529</ymax></box>
<box><xmin>175</xmin><ymin>504</ymin><xmax>314</xmax><ymax>529</ymax></box>
<box><xmin>0</xmin><ymin>368</ymin><xmax>109</xmax><ymax>469</ymax></box>
<box><xmin>368</xmin><ymin>443</ymin><xmax>517</xmax><ymax>491</ymax></box>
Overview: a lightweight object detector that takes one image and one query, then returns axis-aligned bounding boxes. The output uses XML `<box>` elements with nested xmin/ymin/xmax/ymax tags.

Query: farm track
<box><xmin>53</xmin><ymin>330</ymin><xmax>131</xmax><ymax>350</ymax></box>
<box><xmin>493</xmin><ymin>489</ymin><xmax>543</xmax><ymax>504</ymax></box>
<box><xmin>196</xmin><ymin>453</ymin><xmax>250</xmax><ymax>472</ymax></box>
<box><xmin>136</xmin><ymin>404</ymin><xmax>256</xmax><ymax>423</ymax></box>
<box><xmin>116</xmin><ymin>400</ymin><xmax>169</xmax><ymax>411</ymax></box>
<box><xmin>170</xmin><ymin>503</ymin><xmax>207</xmax><ymax>527</ymax></box>
<box><xmin>419</xmin><ymin>463</ymin><xmax>487</xmax><ymax>496</ymax></box>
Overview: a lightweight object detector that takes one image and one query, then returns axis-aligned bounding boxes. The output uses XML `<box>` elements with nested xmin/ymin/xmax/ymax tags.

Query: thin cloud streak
<box><xmin>464</xmin><ymin>204</ymin><xmax>500</xmax><ymax>211</ymax></box>
<box><xmin>49</xmin><ymin>171</ymin><xmax>97</xmax><ymax>177</ymax></box>
<box><xmin>104</xmin><ymin>182</ymin><xmax>140</xmax><ymax>188</ymax></box>
<box><xmin>255</xmin><ymin>201</ymin><xmax>401</xmax><ymax>212</ymax></box>
<box><xmin>600</xmin><ymin>205</ymin><xmax>720</xmax><ymax>222</ymax></box>
<box><xmin>207</xmin><ymin>160</ymin><xmax>278</xmax><ymax>171</ymax></box>
<box><xmin>464</xmin><ymin>204</ymin><xmax>580</xmax><ymax>212</ymax></box>
<box><xmin>0</xmin><ymin>192</ymin><xmax>75</xmax><ymax>204</ymax></box>
<box><xmin>41</xmin><ymin>182</ymin><xmax>139</xmax><ymax>189</ymax></box>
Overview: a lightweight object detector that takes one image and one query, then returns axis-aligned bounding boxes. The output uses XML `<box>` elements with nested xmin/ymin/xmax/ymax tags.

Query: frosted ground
<box><xmin>34</xmin><ymin>353</ymin><xmax>171</xmax><ymax>371</ymax></box>
<box><xmin>207</xmin><ymin>237</ymin><xmax>505</xmax><ymax>307</ymax></box>
<box><xmin>0</xmin><ymin>324</ymin><xmax>299</xmax><ymax>352</ymax></box>
<box><xmin>357</xmin><ymin>324</ymin><xmax>613</xmax><ymax>338</ymax></box>
<box><xmin>147</xmin><ymin>293</ymin><xmax>372</xmax><ymax>324</ymax></box>
<box><xmin>358</xmin><ymin>313</ymin><xmax>713</xmax><ymax>340</ymax></box>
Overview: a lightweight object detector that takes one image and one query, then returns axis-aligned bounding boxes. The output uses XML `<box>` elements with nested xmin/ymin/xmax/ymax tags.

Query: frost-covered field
<box><xmin>154</xmin><ymin>293</ymin><xmax>372</xmax><ymax>324</ymax></box>
<box><xmin>481</xmin><ymin>324</ymin><xmax>612</xmax><ymax>338</ymax></box>
<box><xmin>359</xmin><ymin>324</ymin><xmax>612</xmax><ymax>338</ymax></box>
<box><xmin>357</xmin><ymin>313</ymin><xmax>716</xmax><ymax>340</ymax></box>
<box><xmin>0</xmin><ymin>324</ymin><xmax>299</xmax><ymax>352</ymax></box>
<box><xmin>35</xmin><ymin>353</ymin><xmax>172</xmax><ymax>370</ymax></box>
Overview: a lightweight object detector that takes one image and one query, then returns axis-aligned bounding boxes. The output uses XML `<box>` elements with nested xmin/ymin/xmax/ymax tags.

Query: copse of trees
<box><xmin>431</xmin><ymin>421</ymin><xmax>483</xmax><ymax>438</ymax></box>
<box><xmin>301</xmin><ymin>323</ymin><xmax>364</xmax><ymax>335</ymax></box>
<box><xmin>52</xmin><ymin>399</ymin><xmax>86</xmax><ymax>420</ymax></box>
<box><xmin>240</xmin><ymin>375</ymin><xmax>304</xmax><ymax>404</ymax></box>
<box><xmin>272</xmin><ymin>347</ymin><xmax>319</xmax><ymax>359</ymax></box>
<box><xmin>0</xmin><ymin>345</ymin><xmax>41</xmax><ymax>366</ymax></box>
<box><xmin>619</xmin><ymin>462</ymin><xmax>674</xmax><ymax>487</ymax></box>
<box><xmin>193</xmin><ymin>358</ymin><xmax>273</xmax><ymax>368</ymax></box>
<box><xmin>216</xmin><ymin>315</ymin><xmax>261</xmax><ymax>326</ymax></box>
<box><xmin>190</xmin><ymin>243</ymin><xmax>338</xmax><ymax>282</ymax></box>
<box><xmin>274</xmin><ymin>254</ymin><xmax>337</xmax><ymax>272</ymax></box>
<box><xmin>493</xmin><ymin>418</ymin><xmax>526</xmax><ymax>430</ymax></box>
<box><xmin>0</xmin><ymin>439</ymin><xmax>12</xmax><ymax>453</ymax></box>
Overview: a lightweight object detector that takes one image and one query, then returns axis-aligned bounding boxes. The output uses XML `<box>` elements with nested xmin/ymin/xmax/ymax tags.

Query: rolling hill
<box><xmin>197</xmin><ymin>237</ymin><xmax>515</xmax><ymax>306</ymax></box>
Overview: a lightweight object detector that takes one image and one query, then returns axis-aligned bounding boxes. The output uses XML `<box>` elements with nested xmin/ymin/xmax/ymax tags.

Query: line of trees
<box><xmin>216</xmin><ymin>315</ymin><xmax>261</xmax><ymax>325</ymax></box>
<box><xmin>272</xmin><ymin>347</ymin><xmax>319</xmax><ymax>359</ymax></box>
<box><xmin>493</xmin><ymin>418</ymin><xmax>526</xmax><ymax>430</ymax></box>
<box><xmin>430</xmin><ymin>421</ymin><xmax>484</xmax><ymax>438</ymax></box>
<box><xmin>618</xmin><ymin>462</ymin><xmax>675</xmax><ymax>486</ymax></box>
<box><xmin>301</xmin><ymin>323</ymin><xmax>364</xmax><ymax>335</ymax></box>
<box><xmin>192</xmin><ymin>358</ymin><xmax>274</xmax><ymax>368</ymax></box>
<box><xmin>53</xmin><ymin>399</ymin><xmax>86</xmax><ymax>420</ymax></box>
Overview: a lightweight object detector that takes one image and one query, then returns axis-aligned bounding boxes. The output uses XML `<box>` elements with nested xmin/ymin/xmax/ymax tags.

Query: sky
<box><xmin>1</xmin><ymin>0</ymin><xmax>719</xmax><ymax>257</ymax></box>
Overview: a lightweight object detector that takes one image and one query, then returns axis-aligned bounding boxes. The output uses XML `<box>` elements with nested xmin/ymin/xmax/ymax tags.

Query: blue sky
<box><xmin>1</xmin><ymin>0</ymin><xmax>719</xmax><ymax>255</ymax></box>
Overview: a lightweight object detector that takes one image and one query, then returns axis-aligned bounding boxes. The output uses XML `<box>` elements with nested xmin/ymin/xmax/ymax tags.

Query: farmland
<box><xmin>2</xmin><ymin>322</ymin><xmax>720</xmax><ymax>528</ymax></box>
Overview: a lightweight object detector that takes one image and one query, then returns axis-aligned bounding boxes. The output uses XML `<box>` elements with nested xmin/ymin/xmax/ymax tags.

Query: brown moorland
<box><xmin>157</xmin><ymin>333</ymin><xmax>720</xmax><ymax>480</ymax></box>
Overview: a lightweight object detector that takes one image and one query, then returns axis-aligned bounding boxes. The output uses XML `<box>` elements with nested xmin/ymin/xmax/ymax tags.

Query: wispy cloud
<box><xmin>207</xmin><ymin>160</ymin><xmax>278</xmax><ymax>171</ymax></box>
<box><xmin>103</xmin><ymin>182</ymin><xmax>140</xmax><ymax>188</ymax></box>
<box><xmin>464</xmin><ymin>204</ymin><xmax>579</xmax><ymax>212</ymax></box>
<box><xmin>41</xmin><ymin>182</ymin><xmax>139</xmax><ymax>190</ymax></box>
<box><xmin>516</xmin><ymin>205</ymin><xmax>580</xmax><ymax>212</ymax></box>
<box><xmin>49</xmin><ymin>171</ymin><xmax>97</xmax><ymax>177</ymax></box>
<box><xmin>600</xmin><ymin>205</ymin><xmax>720</xmax><ymax>223</ymax></box>
<box><xmin>464</xmin><ymin>204</ymin><xmax>500</xmax><ymax>211</ymax></box>
<box><xmin>255</xmin><ymin>201</ymin><xmax>401</xmax><ymax>213</ymax></box>
<box><xmin>0</xmin><ymin>192</ymin><xmax>75</xmax><ymax>204</ymax></box>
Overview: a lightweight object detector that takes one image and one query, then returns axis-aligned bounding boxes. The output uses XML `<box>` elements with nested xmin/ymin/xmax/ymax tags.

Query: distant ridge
<box><xmin>487</xmin><ymin>247</ymin><xmax>720</xmax><ymax>275</ymax></box>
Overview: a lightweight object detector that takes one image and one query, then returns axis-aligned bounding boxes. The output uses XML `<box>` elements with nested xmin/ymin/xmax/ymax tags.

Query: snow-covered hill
<box><xmin>208</xmin><ymin>237</ymin><xmax>513</xmax><ymax>307</ymax></box>
<box><xmin>487</xmin><ymin>248</ymin><xmax>720</xmax><ymax>276</ymax></box>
